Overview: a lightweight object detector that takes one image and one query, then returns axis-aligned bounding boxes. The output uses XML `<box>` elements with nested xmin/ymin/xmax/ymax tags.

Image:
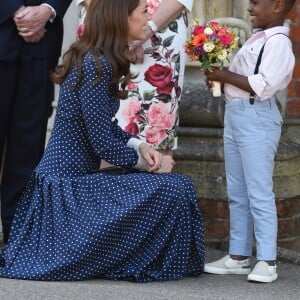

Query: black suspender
<box><xmin>249</xmin><ymin>33</ymin><xmax>289</xmax><ymax>105</ymax></box>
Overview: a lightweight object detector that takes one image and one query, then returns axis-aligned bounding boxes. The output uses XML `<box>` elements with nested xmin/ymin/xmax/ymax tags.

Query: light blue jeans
<box><xmin>224</xmin><ymin>97</ymin><xmax>282</xmax><ymax>261</ymax></box>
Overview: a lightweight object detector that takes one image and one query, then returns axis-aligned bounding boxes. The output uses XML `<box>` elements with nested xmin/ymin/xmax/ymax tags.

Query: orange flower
<box><xmin>192</xmin><ymin>33</ymin><xmax>206</xmax><ymax>47</ymax></box>
<box><xmin>185</xmin><ymin>19</ymin><xmax>239</xmax><ymax>70</ymax></box>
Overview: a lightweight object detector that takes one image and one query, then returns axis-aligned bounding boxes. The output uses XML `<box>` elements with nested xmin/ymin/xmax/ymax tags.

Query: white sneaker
<box><xmin>247</xmin><ymin>261</ymin><xmax>278</xmax><ymax>283</ymax></box>
<box><xmin>204</xmin><ymin>255</ymin><xmax>251</xmax><ymax>275</ymax></box>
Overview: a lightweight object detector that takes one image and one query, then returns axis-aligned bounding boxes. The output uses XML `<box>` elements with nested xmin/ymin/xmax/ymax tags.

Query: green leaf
<box><xmin>143</xmin><ymin>90</ymin><xmax>155</xmax><ymax>101</ymax></box>
<box><xmin>163</xmin><ymin>36</ymin><xmax>175</xmax><ymax>48</ymax></box>
<box><xmin>168</xmin><ymin>21</ymin><xmax>178</xmax><ymax>33</ymax></box>
<box><xmin>200</xmin><ymin>60</ymin><xmax>211</xmax><ymax>70</ymax></box>
<box><xmin>144</xmin><ymin>46</ymin><xmax>160</xmax><ymax>55</ymax></box>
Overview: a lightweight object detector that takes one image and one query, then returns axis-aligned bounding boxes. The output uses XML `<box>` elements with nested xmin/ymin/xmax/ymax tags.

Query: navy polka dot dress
<box><xmin>0</xmin><ymin>53</ymin><xmax>205</xmax><ymax>282</ymax></box>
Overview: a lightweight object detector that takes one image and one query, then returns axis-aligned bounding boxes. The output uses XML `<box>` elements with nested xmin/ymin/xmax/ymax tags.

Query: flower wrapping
<box><xmin>184</xmin><ymin>20</ymin><xmax>239</xmax><ymax>96</ymax></box>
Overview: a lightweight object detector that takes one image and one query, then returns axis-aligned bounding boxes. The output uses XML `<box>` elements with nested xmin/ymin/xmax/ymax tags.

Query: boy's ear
<box><xmin>273</xmin><ymin>0</ymin><xmax>285</xmax><ymax>13</ymax></box>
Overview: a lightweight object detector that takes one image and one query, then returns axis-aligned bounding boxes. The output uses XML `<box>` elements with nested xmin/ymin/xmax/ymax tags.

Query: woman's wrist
<box><xmin>134</xmin><ymin>143</ymin><xmax>150</xmax><ymax>171</ymax></box>
<box><xmin>144</xmin><ymin>19</ymin><xmax>160</xmax><ymax>41</ymax></box>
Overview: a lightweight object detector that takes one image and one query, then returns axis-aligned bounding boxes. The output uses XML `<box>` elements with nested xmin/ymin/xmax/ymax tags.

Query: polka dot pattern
<box><xmin>0</xmin><ymin>53</ymin><xmax>205</xmax><ymax>281</ymax></box>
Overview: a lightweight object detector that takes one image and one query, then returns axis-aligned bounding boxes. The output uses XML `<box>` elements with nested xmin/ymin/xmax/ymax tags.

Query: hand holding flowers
<box><xmin>185</xmin><ymin>20</ymin><xmax>239</xmax><ymax>96</ymax></box>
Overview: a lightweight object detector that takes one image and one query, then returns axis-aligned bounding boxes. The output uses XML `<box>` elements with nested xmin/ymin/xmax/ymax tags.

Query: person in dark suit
<box><xmin>0</xmin><ymin>1</ymin><xmax>72</xmax><ymax>244</ymax></box>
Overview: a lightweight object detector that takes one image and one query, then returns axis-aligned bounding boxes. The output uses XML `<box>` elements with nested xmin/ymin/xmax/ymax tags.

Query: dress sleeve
<box><xmin>77</xmin><ymin>55</ymin><xmax>139</xmax><ymax>167</ymax></box>
<box><xmin>176</xmin><ymin>0</ymin><xmax>194</xmax><ymax>12</ymax></box>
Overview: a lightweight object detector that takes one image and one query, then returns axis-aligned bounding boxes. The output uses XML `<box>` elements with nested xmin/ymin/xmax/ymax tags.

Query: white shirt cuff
<box><xmin>41</xmin><ymin>3</ymin><xmax>56</xmax><ymax>22</ymax></box>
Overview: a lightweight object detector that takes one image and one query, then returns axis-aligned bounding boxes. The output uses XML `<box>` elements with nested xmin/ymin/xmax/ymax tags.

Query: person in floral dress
<box><xmin>116</xmin><ymin>0</ymin><xmax>194</xmax><ymax>152</ymax></box>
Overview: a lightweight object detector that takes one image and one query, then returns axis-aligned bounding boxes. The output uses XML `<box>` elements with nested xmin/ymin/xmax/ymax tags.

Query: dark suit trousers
<box><xmin>0</xmin><ymin>55</ymin><xmax>57</xmax><ymax>236</ymax></box>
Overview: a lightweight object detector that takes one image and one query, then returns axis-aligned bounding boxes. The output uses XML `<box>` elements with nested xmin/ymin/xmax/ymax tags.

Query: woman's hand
<box><xmin>128</xmin><ymin>40</ymin><xmax>145</xmax><ymax>64</ymax></box>
<box><xmin>137</xmin><ymin>143</ymin><xmax>175</xmax><ymax>173</ymax></box>
<box><xmin>154</xmin><ymin>154</ymin><xmax>175</xmax><ymax>174</ymax></box>
<box><xmin>138</xmin><ymin>143</ymin><xmax>162</xmax><ymax>172</ymax></box>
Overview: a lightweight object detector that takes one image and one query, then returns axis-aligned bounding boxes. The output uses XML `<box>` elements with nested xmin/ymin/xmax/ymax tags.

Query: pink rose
<box><xmin>147</xmin><ymin>0</ymin><xmax>160</xmax><ymax>16</ymax></box>
<box><xmin>127</xmin><ymin>81</ymin><xmax>138</xmax><ymax>91</ymax></box>
<box><xmin>122</xmin><ymin>97</ymin><xmax>141</xmax><ymax>123</ymax></box>
<box><xmin>144</xmin><ymin>64</ymin><xmax>173</xmax><ymax>94</ymax></box>
<box><xmin>219</xmin><ymin>35</ymin><xmax>233</xmax><ymax>47</ymax></box>
<box><xmin>145</xmin><ymin>126</ymin><xmax>167</xmax><ymax>146</ymax></box>
<box><xmin>147</xmin><ymin>102</ymin><xmax>176</xmax><ymax>129</ymax></box>
<box><xmin>192</xmin><ymin>25</ymin><xmax>205</xmax><ymax>35</ymax></box>
<box><xmin>209</xmin><ymin>22</ymin><xmax>219</xmax><ymax>31</ymax></box>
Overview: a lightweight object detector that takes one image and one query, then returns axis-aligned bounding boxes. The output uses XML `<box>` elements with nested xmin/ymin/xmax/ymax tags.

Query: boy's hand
<box><xmin>204</xmin><ymin>68</ymin><xmax>227</xmax><ymax>82</ymax></box>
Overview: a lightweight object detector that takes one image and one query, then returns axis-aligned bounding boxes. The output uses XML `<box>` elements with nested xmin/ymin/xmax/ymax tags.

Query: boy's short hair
<box><xmin>285</xmin><ymin>0</ymin><xmax>295</xmax><ymax>10</ymax></box>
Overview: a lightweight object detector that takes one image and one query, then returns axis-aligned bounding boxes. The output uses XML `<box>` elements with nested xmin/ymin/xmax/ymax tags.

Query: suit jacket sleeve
<box><xmin>43</xmin><ymin>1</ymin><xmax>72</xmax><ymax>19</ymax></box>
<box><xmin>0</xmin><ymin>1</ymin><xmax>72</xmax><ymax>24</ymax></box>
<box><xmin>0</xmin><ymin>1</ymin><xmax>23</xmax><ymax>24</ymax></box>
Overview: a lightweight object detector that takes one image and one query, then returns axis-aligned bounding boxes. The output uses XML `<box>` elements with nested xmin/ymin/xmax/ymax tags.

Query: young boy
<box><xmin>204</xmin><ymin>0</ymin><xmax>295</xmax><ymax>283</ymax></box>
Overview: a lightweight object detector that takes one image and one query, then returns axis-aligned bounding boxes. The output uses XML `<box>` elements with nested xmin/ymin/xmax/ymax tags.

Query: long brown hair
<box><xmin>51</xmin><ymin>0</ymin><xmax>140</xmax><ymax>99</ymax></box>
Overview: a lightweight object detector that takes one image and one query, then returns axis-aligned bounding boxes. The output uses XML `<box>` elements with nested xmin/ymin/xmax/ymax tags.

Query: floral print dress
<box><xmin>115</xmin><ymin>0</ymin><xmax>193</xmax><ymax>150</ymax></box>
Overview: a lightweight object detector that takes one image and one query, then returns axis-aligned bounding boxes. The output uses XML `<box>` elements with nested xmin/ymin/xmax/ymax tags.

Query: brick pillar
<box><xmin>287</xmin><ymin>0</ymin><xmax>300</xmax><ymax>117</ymax></box>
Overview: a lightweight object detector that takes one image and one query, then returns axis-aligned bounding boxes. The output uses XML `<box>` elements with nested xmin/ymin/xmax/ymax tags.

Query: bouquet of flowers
<box><xmin>185</xmin><ymin>20</ymin><xmax>239</xmax><ymax>96</ymax></box>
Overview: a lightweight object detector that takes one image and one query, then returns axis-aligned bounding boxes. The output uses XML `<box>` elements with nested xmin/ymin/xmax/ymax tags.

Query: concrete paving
<box><xmin>0</xmin><ymin>244</ymin><xmax>299</xmax><ymax>300</ymax></box>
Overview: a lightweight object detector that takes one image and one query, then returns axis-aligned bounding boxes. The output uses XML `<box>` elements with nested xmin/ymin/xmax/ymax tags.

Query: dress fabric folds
<box><xmin>0</xmin><ymin>53</ymin><xmax>205</xmax><ymax>281</ymax></box>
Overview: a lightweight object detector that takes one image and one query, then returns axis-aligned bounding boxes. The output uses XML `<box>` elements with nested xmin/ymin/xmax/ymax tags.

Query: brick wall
<box><xmin>200</xmin><ymin>196</ymin><xmax>300</xmax><ymax>251</ymax></box>
<box><xmin>287</xmin><ymin>0</ymin><xmax>300</xmax><ymax>117</ymax></box>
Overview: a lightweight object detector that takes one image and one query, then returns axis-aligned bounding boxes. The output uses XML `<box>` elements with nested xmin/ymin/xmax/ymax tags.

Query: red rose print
<box><xmin>144</xmin><ymin>64</ymin><xmax>173</xmax><ymax>93</ymax></box>
<box><xmin>124</xmin><ymin>122</ymin><xmax>139</xmax><ymax>136</ymax></box>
